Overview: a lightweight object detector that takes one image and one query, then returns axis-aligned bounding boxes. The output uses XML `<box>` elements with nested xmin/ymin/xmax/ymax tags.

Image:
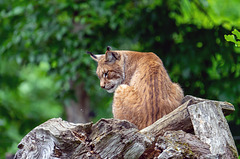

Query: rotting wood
<box><xmin>182</xmin><ymin>95</ymin><xmax>235</xmax><ymax>116</ymax></box>
<box><xmin>14</xmin><ymin>118</ymin><xmax>217</xmax><ymax>159</ymax></box>
<box><xmin>140</xmin><ymin>130</ymin><xmax>213</xmax><ymax>158</ymax></box>
<box><xmin>140</xmin><ymin>100</ymin><xmax>193</xmax><ymax>137</ymax></box>
<box><xmin>188</xmin><ymin>101</ymin><xmax>238</xmax><ymax>158</ymax></box>
<box><xmin>14</xmin><ymin>96</ymin><xmax>238</xmax><ymax>159</ymax></box>
<box><xmin>14</xmin><ymin>118</ymin><xmax>153</xmax><ymax>159</ymax></box>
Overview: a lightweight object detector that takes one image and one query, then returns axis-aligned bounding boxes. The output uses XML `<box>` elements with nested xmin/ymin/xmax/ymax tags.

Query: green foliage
<box><xmin>170</xmin><ymin>0</ymin><xmax>240</xmax><ymax>29</ymax></box>
<box><xmin>0</xmin><ymin>59</ymin><xmax>63</xmax><ymax>157</ymax></box>
<box><xmin>225</xmin><ymin>29</ymin><xmax>240</xmax><ymax>47</ymax></box>
<box><xmin>1</xmin><ymin>0</ymin><xmax>240</xmax><ymax>156</ymax></box>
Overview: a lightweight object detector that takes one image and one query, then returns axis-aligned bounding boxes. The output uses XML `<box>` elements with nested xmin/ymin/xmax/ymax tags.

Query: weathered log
<box><xmin>182</xmin><ymin>95</ymin><xmax>235</xmax><ymax>116</ymax></box>
<box><xmin>14</xmin><ymin>118</ymin><xmax>218</xmax><ymax>159</ymax></box>
<box><xmin>155</xmin><ymin>130</ymin><xmax>213</xmax><ymax>158</ymax></box>
<box><xmin>140</xmin><ymin>130</ymin><xmax>213</xmax><ymax>158</ymax></box>
<box><xmin>14</xmin><ymin>118</ymin><xmax>153</xmax><ymax>159</ymax></box>
<box><xmin>14</xmin><ymin>96</ymin><xmax>238</xmax><ymax>159</ymax></box>
<box><xmin>188</xmin><ymin>101</ymin><xmax>238</xmax><ymax>158</ymax></box>
<box><xmin>140</xmin><ymin>100</ymin><xmax>193</xmax><ymax>137</ymax></box>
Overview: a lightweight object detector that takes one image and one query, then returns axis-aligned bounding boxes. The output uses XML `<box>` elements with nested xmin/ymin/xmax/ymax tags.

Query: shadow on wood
<box><xmin>14</xmin><ymin>96</ymin><xmax>238</xmax><ymax>159</ymax></box>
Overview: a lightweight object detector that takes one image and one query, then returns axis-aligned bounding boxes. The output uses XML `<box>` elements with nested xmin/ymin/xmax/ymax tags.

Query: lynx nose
<box><xmin>100</xmin><ymin>81</ymin><xmax>105</xmax><ymax>89</ymax></box>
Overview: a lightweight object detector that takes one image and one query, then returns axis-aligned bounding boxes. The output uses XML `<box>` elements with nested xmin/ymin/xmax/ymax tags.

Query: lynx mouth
<box><xmin>108</xmin><ymin>85</ymin><xmax>115</xmax><ymax>90</ymax></box>
<box><xmin>106</xmin><ymin>85</ymin><xmax>117</xmax><ymax>93</ymax></box>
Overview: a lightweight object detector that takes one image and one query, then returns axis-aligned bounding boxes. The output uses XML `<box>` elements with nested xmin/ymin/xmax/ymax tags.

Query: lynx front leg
<box><xmin>113</xmin><ymin>84</ymin><xmax>144</xmax><ymax>129</ymax></box>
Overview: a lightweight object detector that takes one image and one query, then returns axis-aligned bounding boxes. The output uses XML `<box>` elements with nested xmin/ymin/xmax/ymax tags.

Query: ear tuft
<box><xmin>87</xmin><ymin>51</ymin><xmax>102</xmax><ymax>62</ymax></box>
<box><xmin>87</xmin><ymin>51</ymin><xmax>96</xmax><ymax>59</ymax></box>
<box><xmin>107</xmin><ymin>46</ymin><xmax>112</xmax><ymax>51</ymax></box>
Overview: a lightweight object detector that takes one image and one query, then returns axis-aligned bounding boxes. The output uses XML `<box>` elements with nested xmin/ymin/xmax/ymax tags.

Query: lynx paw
<box><xmin>114</xmin><ymin>84</ymin><xmax>139</xmax><ymax>102</ymax></box>
<box><xmin>115</xmin><ymin>84</ymin><xmax>134</xmax><ymax>96</ymax></box>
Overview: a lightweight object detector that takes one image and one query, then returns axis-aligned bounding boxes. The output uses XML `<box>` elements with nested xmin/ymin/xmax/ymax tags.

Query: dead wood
<box><xmin>14</xmin><ymin>96</ymin><xmax>238</xmax><ymax>159</ymax></box>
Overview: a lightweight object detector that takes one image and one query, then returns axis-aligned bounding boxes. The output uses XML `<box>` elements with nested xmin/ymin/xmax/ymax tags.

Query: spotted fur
<box><xmin>89</xmin><ymin>49</ymin><xmax>184</xmax><ymax>129</ymax></box>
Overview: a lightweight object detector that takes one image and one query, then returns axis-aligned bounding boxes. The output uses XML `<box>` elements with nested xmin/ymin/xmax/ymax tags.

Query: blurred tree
<box><xmin>0</xmin><ymin>0</ymin><xmax>240</xmax><ymax>156</ymax></box>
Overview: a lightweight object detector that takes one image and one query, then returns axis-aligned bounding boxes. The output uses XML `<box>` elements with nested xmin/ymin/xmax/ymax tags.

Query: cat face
<box><xmin>89</xmin><ymin>51</ymin><xmax>124</xmax><ymax>93</ymax></box>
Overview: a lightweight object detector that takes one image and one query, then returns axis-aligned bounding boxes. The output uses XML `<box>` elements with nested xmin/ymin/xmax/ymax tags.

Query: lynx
<box><xmin>88</xmin><ymin>46</ymin><xmax>184</xmax><ymax>129</ymax></box>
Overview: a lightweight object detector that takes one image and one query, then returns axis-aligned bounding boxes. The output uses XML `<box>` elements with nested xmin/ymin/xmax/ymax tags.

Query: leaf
<box><xmin>232</xmin><ymin>29</ymin><xmax>240</xmax><ymax>40</ymax></box>
<box><xmin>224</xmin><ymin>35</ymin><xmax>236</xmax><ymax>43</ymax></box>
<box><xmin>224</xmin><ymin>30</ymin><xmax>240</xmax><ymax>47</ymax></box>
<box><xmin>235</xmin><ymin>41</ymin><xmax>240</xmax><ymax>47</ymax></box>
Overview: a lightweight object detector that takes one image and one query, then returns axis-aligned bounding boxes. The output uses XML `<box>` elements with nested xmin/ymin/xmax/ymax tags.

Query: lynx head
<box><xmin>87</xmin><ymin>46</ymin><xmax>125</xmax><ymax>93</ymax></box>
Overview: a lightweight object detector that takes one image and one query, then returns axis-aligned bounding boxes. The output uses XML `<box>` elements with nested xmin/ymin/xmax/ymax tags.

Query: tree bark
<box><xmin>14</xmin><ymin>96</ymin><xmax>238</xmax><ymax>159</ymax></box>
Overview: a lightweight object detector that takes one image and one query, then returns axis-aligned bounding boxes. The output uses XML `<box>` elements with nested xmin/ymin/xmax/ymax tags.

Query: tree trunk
<box><xmin>14</xmin><ymin>96</ymin><xmax>238</xmax><ymax>159</ymax></box>
<box><xmin>65</xmin><ymin>82</ymin><xmax>90</xmax><ymax>123</ymax></box>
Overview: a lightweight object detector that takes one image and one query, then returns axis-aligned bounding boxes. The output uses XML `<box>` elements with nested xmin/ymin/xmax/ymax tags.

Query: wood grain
<box><xmin>188</xmin><ymin>101</ymin><xmax>238</xmax><ymax>158</ymax></box>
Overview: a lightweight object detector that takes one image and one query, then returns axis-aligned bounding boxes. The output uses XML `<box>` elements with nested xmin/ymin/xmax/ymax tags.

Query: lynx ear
<box><xmin>105</xmin><ymin>51</ymin><xmax>120</xmax><ymax>63</ymax></box>
<box><xmin>87</xmin><ymin>51</ymin><xmax>102</xmax><ymax>62</ymax></box>
<box><xmin>107</xmin><ymin>46</ymin><xmax>112</xmax><ymax>51</ymax></box>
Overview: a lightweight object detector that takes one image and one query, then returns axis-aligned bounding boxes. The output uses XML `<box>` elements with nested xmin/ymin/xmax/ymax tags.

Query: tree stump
<box><xmin>14</xmin><ymin>96</ymin><xmax>238</xmax><ymax>159</ymax></box>
<box><xmin>188</xmin><ymin>101</ymin><xmax>238</xmax><ymax>158</ymax></box>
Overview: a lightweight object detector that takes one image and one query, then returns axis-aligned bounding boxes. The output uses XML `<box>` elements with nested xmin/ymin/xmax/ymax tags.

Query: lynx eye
<box><xmin>103</xmin><ymin>72</ymin><xmax>108</xmax><ymax>78</ymax></box>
